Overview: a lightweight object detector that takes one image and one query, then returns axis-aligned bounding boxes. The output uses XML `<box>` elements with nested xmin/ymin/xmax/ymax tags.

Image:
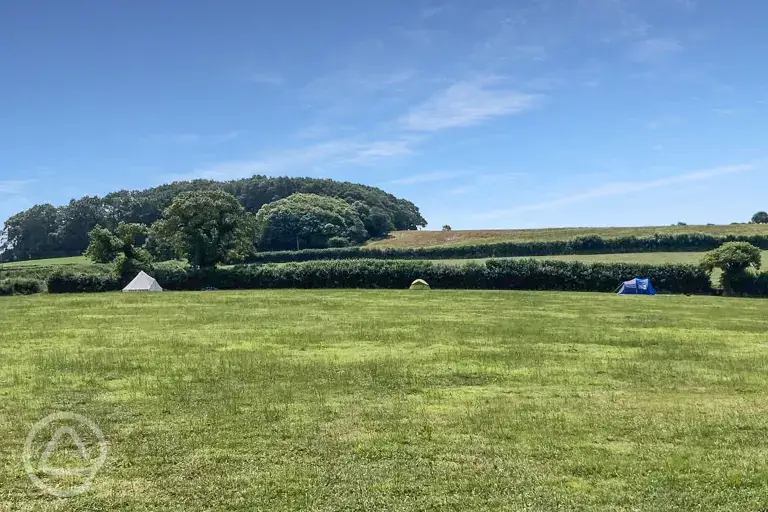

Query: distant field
<box><xmin>2</xmin><ymin>290</ymin><xmax>768</xmax><ymax>510</ymax></box>
<box><xmin>434</xmin><ymin>250</ymin><xmax>767</xmax><ymax>265</ymax></box>
<box><xmin>367</xmin><ymin>224</ymin><xmax>768</xmax><ymax>248</ymax></box>
<box><xmin>0</xmin><ymin>255</ymin><xmax>88</xmax><ymax>267</ymax></box>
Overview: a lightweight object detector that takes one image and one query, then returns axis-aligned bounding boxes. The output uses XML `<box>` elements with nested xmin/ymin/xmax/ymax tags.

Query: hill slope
<box><xmin>366</xmin><ymin>224</ymin><xmax>768</xmax><ymax>248</ymax></box>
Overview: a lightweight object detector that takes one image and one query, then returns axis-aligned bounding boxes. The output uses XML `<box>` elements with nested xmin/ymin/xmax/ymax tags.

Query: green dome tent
<box><xmin>409</xmin><ymin>279</ymin><xmax>430</xmax><ymax>290</ymax></box>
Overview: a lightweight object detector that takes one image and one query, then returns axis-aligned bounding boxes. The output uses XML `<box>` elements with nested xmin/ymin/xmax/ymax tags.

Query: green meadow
<box><xmin>2</xmin><ymin>290</ymin><xmax>768</xmax><ymax>510</ymax></box>
<box><xmin>0</xmin><ymin>256</ymin><xmax>89</xmax><ymax>267</ymax></box>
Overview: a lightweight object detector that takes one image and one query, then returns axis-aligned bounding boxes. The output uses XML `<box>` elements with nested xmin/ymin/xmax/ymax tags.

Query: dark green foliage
<box><xmin>85</xmin><ymin>222</ymin><xmax>149</xmax><ymax>263</ymax></box>
<box><xmin>729</xmin><ymin>271</ymin><xmax>768</xmax><ymax>296</ymax></box>
<box><xmin>247</xmin><ymin>232</ymin><xmax>768</xmax><ymax>264</ymax></box>
<box><xmin>0</xmin><ymin>278</ymin><xmax>44</xmax><ymax>296</ymax></box>
<box><xmin>700</xmin><ymin>242</ymin><xmax>762</xmax><ymax>274</ymax></box>
<box><xmin>700</xmin><ymin>242</ymin><xmax>762</xmax><ymax>293</ymax></box>
<box><xmin>55</xmin><ymin>196</ymin><xmax>105</xmax><ymax>253</ymax></box>
<box><xmin>255</xmin><ymin>193</ymin><xmax>367</xmax><ymax>251</ymax></box>
<box><xmin>114</xmin><ymin>252</ymin><xmax>154</xmax><ymax>282</ymax></box>
<box><xmin>0</xmin><ymin>204</ymin><xmax>61</xmax><ymax>260</ymax></box>
<box><xmin>752</xmin><ymin>211</ymin><xmax>768</xmax><ymax>224</ymax></box>
<box><xmin>2</xmin><ymin>176</ymin><xmax>425</xmax><ymax>261</ymax></box>
<box><xmin>328</xmin><ymin>236</ymin><xmax>350</xmax><ymax>248</ymax></box>
<box><xmin>152</xmin><ymin>259</ymin><xmax>190</xmax><ymax>272</ymax></box>
<box><xmin>85</xmin><ymin>222</ymin><xmax>154</xmax><ymax>280</ymax></box>
<box><xmin>152</xmin><ymin>190</ymin><xmax>256</xmax><ymax>267</ymax></box>
<box><xmin>54</xmin><ymin>259</ymin><xmax>711</xmax><ymax>294</ymax></box>
<box><xmin>84</xmin><ymin>225</ymin><xmax>122</xmax><ymax>263</ymax></box>
<box><xmin>47</xmin><ymin>270</ymin><xmax>122</xmax><ymax>294</ymax></box>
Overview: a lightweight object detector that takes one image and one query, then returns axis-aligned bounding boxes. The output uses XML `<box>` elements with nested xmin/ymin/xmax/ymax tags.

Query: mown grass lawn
<box><xmin>1</xmin><ymin>290</ymin><xmax>768</xmax><ymax>511</ymax></box>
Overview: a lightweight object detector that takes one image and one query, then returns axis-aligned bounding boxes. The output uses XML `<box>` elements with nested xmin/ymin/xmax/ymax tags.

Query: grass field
<box><xmin>0</xmin><ymin>255</ymin><xmax>89</xmax><ymax>267</ymax></box>
<box><xmin>2</xmin><ymin>290</ymin><xmax>768</xmax><ymax>510</ymax></box>
<box><xmin>367</xmin><ymin>224</ymin><xmax>768</xmax><ymax>248</ymax></box>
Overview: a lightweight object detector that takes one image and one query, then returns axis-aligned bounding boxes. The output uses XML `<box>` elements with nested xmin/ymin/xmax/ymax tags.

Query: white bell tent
<box><xmin>122</xmin><ymin>271</ymin><xmax>163</xmax><ymax>292</ymax></box>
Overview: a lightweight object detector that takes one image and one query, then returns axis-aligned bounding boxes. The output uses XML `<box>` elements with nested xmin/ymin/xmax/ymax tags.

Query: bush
<box><xmin>0</xmin><ymin>278</ymin><xmax>44</xmax><ymax>296</ymax></box>
<box><xmin>730</xmin><ymin>271</ymin><xmax>768</xmax><ymax>296</ymax></box>
<box><xmin>327</xmin><ymin>237</ymin><xmax>350</xmax><ymax>248</ymax></box>
<box><xmin>245</xmin><ymin>232</ymin><xmax>768</xmax><ymax>265</ymax></box>
<box><xmin>153</xmin><ymin>260</ymin><xmax>190</xmax><ymax>272</ymax></box>
<box><xmin>47</xmin><ymin>271</ymin><xmax>122</xmax><ymax>294</ymax></box>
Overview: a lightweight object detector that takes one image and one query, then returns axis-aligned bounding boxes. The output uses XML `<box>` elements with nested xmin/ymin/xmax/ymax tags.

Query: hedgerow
<box><xmin>48</xmin><ymin>259</ymin><xmax>713</xmax><ymax>295</ymax></box>
<box><xmin>0</xmin><ymin>278</ymin><xmax>44</xmax><ymax>296</ymax></box>
<box><xmin>47</xmin><ymin>271</ymin><xmax>122</xmax><ymax>294</ymax></box>
<box><xmin>728</xmin><ymin>272</ymin><xmax>768</xmax><ymax>297</ymax></box>
<box><xmin>245</xmin><ymin>233</ymin><xmax>768</xmax><ymax>264</ymax></box>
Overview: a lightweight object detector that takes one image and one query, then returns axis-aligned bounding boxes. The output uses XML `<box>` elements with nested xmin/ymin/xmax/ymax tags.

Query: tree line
<box><xmin>0</xmin><ymin>176</ymin><xmax>426</xmax><ymax>262</ymax></box>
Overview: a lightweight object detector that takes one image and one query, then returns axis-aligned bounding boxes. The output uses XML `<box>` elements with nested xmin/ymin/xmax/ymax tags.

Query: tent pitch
<box><xmin>617</xmin><ymin>278</ymin><xmax>656</xmax><ymax>295</ymax></box>
<box><xmin>409</xmin><ymin>279</ymin><xmax>430</xmax><ymax>290</ymax></box>
<box><xmin>122</xmin><ymin>271</ymin><xmax>163</xmax><ymax>292</ymax></box>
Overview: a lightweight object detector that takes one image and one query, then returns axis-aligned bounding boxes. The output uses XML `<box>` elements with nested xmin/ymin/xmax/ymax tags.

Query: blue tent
<box><xmin>617</xmin><ymin>278</ymin><xmax>656</xmax><ymax>295</ymax></box>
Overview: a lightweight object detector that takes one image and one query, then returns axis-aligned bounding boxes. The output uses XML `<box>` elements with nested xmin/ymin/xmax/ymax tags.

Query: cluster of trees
<box><xmin>81</xmin><ymin>189</ymin><xmax>417</xmax><ymax>271</ymax></box>
<box><xmin>0</xmin><ymin>176</ymin><xmax>426</xmax><ymax>262</ymax></box>
<box><xmin>752</xmin><ymin>211</ymin><xmax>768</xmax><ymax>224</ymax></box>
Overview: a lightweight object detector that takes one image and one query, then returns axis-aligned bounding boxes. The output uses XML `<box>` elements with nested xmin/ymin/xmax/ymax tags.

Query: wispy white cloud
<box><xmin>0</xmin><ymin>180</ymin><xmax>36</xmax><ymax>195</ymax></box>
<box><xmin>147</xmin><ymin>131</ymin><xmax>243</xmax><ymax>145</ymax></box>
<box><xmin>439</xmin><ymin>172</ymin><xmax>527</xmax><ymax>195</ymax></box>
<box><xmin>174</xmin><ymin>138</ymin><xmax>416</xmax><ymax>181</ymax></box>
<box><xmin>630</xmin><ymin>37</ymin><xmax>684</xmax><ymax>62</ymax></box>
<box><xmin>474</xmin><ymin>163</ymin><xmax>758</xmax><ymax>219</ymax></box>
<box><xmin>421</xmin><ymin>3</ymin><xmax>450</xmax><ymax>19</ymax></box>
<box><xmin>400</xmin><ymin>78</ymin><xmax>539</xmax><ymax>132</ymax></box>
<box><xmin>304</xmin><ymin>69</ymin><xmax>416</xmax><ymax>102</ymax></box>
<box><xmin>398</xmin><ymin>27</ymin><xmax>443</xmax><ymax>47</ymax></box>
<box><xmin>387</xmin><ymin>171</ymin><xmax>464</xmax><ymax>185</ymax></box>
<box><xmin>646</xmin><ymin>116</ymin><xmax>682</xmax><ymax>131</ymax></box>
<box><xmin>674</xmin><ymin>0</ymin><xmax>697</xmax><ymax>11</ymax></box>
<box><xmin>344</xmin><ymin>139</ymin><xmax>415</xmax><ymax>164</ymax></box>
<box><xmin>295</xmin><ymin>124</ymin><xmax>335</xmax><ymax>140</ymax></box>
<box><xmin>250</xmin><ymin>72</ymin><xmax>283</xmax><ymax>86</ymax></box>
<box><xmin>445</xmin><ymin>185</ymin><xmax>474</xmax><ymax>195</ymax></box>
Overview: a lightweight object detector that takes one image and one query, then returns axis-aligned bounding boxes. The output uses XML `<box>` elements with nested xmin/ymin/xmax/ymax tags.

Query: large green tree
<box><xmin>152</xmin><ymin>190</ymin><xmax>256</xmax><ymax>267</ymax></box>
<box><xmin>751</xmin><ymin>211</ymin><xmax>768</xmax><ymax>224</ymax></box>
<box><xmin>0</xmin><ymin>204</ymin><xmax>60</xmax><ymax>260</ymax></box>
<box><xmin>700</xmin><ymin>241</ymin><xmax>762</xmax><ymax>293</ymax></box>
<box><xmin>54</xmin><ymin>196</ymin><xmax>106</xmax><ymax>254</ymax></box>
<box><xmin>85</xmin><ymin>222</ymin><xmax>149</xmax><ymax>262</ymax></box>
<box><xmin>85</xmin><ymin>222</ymin><xmax>153</xmax><ymax>276</ymax></box>
<box><xmin>255</xmin><ymin>193</ymin><xmax>368</xmax><ymax>251</ymax></box>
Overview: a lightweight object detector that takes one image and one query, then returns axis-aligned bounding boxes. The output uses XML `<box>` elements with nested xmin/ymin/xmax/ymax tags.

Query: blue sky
<box><xmin>1</xmin><ymin>0</ymin><xmax>766</xmax><ymax>230</ymax></box>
